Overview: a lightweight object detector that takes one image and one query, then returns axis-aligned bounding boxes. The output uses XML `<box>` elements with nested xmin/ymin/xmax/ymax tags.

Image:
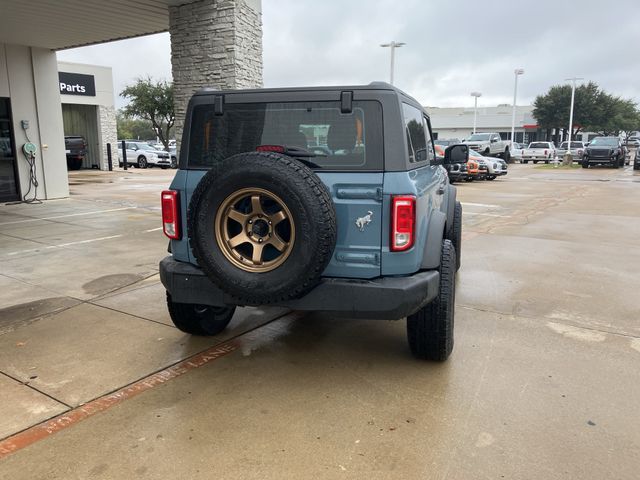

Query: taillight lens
<box><xmin>544</xmin><ymin>149</ymin><xmax>548</xmax><ymax>155</ymax></box>
<box><xmin>391</xmin><ymin>195</ymin><xmax>416</xmax><ymax>252</ymax></box>
<box><xmin>256</xmin><ymin>145</ymin><xmax>285</xmax><ymax>153</ymax></box>
<box><xmin>161</xmin><ymin>190</ymin><xmax>180</xmax><ymax>239</ymax></box>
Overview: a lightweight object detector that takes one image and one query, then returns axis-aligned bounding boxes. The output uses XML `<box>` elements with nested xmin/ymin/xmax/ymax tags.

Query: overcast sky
<box><xmin>57</xmin><ymin>0</ymin><xmax>640</xmax><ymax>110</ymax></box>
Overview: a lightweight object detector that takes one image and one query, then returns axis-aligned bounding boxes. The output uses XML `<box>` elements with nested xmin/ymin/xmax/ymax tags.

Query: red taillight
<box><xmin>256</xmin><ymin>145</ymin><xmax>285</xmax><ymax>153</ymax></box>
<box><xmin>391</xmin><ymin>195</ymin><xmax>416</xmax><ymax>252</ymax></box>
<box><xmin>161</xmin><ymin>190</ymin><xmax>180</xmax><ymax>239</ymax></box>
<box><xmin>544</xmin><ymin>149</ymin><xmax>548</xmax><ymax>155</ymax></box>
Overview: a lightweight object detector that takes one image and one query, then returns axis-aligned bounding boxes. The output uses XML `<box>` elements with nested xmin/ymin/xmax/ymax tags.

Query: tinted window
<box><xmin>189</xmin><ymin>100</ymin><xmax>383</xmax><ymax>170</ymax></box>
<box><xmin>402</xmin><ymin>103</ymin><xmax>428</xmax><ymax>163</ymax></box>
<box><xmin>467</xmin><ymin>133</ymin><xmax>491</xmax><ymax>141</ymax></box>
<box><xmin>529</xmin><ymin>142</ymin><xmax>550</xmax><ymax>148</ymax></box>
<box><xmin>589</xmin><ymin>137</ymin><xmax>618</xmax><ymax>147</ymax></box>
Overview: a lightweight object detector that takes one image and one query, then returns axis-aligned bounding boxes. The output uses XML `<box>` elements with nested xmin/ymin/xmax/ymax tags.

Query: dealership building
<box><xmin>0</xmin><ymin>0</ymin><xmax>262</xmax><ymax>203</ymax></box>
<box><xmin>427</xmin><ymin>104</ymin><xmax>539</xmax><ymax>143</ymax></box>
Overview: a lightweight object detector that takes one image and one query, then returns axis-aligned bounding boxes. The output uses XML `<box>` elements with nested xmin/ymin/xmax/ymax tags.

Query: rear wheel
<box><xmin>166</xmin><ymin>293</ymin><xmax>235</xmax><ymax>336</ymax></box>
<box><xmin>503</xmin><ymin>149</ymin><xmax>511</xmax><ymax>163</ymax></box>
<box><xmin>582</xmin><ymin>161</ymin><xmax>589</xmax><ymax>168</ymax></box>
<box><xmin>407</xmin><ymin>240</ymin><xmax>456</xmax><ymax>361</ymax></box>
<box><xmin>137</xmin><ymin>156</ymin><xmax>148</xmax><ymax>169</ymax></box>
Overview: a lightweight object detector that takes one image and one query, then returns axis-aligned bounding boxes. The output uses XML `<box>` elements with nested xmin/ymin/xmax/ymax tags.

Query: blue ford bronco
<box><xmin>159</xmin><ymin>82</ymin><xmax>468</xmax><ymax>361</ymax></box>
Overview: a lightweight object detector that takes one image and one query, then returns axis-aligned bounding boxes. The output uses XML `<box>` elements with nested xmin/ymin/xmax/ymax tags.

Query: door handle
<box><xmin>437</xmin><ymin>186</ymin><xmax>445</xmax><ymax>195</ymax></box>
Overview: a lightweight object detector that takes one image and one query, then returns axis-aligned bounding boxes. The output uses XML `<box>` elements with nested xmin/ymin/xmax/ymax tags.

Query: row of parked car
<box><xmin>438</xmin><ymin>134</ymin><xmax>637</xmax><ymax>171</ymax></box>
<box><xmin>511</xmin><ymin>137</ymin><xmax>634</xmax><ymax>169</ymax></box>
<box><xmin>434</xmin><ymin>140</ymin><xmax>507</xmax><ymax>182</ymax></box>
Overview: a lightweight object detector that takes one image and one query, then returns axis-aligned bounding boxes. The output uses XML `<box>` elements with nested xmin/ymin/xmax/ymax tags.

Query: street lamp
<box><xmin>510</xmin><ymin>68</ymin><xmax>525</xmax><ymax>145</ymax></box>
<box><xmin>380</xmin><ymin>41</ymin><xmax>405</xmax><ymax>85</ymax></box>
<box><xmin>564</xmin><ymin>77</ymin><xmax>584</xmax><ymax>165</ymax></box>
<box><xmin>470</xmin><ymin>92</ymin><xmax>482</xmax><ymax>134</ymax></box>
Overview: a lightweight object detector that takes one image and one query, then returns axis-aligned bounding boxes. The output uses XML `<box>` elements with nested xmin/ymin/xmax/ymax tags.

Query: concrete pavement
<box><xmin>1</xmin><ymin>165</ymin><xmax>639</xmax><ymax>478</ymax></box>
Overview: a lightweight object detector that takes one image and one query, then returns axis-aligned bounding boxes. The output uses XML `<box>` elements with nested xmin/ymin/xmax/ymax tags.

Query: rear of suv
<box><xmin>159</xmin><ymin>83</ymin><xmax>466</xmax><ymax>361</ymax></box>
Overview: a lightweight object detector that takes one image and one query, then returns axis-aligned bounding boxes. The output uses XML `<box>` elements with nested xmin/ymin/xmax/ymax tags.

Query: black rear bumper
<box><xmin>159</xmin><ymin>256</ymin><xmax>439</xmax><ymax>320</ymax></box>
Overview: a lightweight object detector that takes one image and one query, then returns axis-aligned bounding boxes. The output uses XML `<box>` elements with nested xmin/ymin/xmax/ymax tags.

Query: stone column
<box><xmin>98</xmin><ymin>105</ymin><xmax>117</xmax><ymax>170</ymax></box>
<box><xmin>169</xmin><ymin>0</ymin><xmax>263</xmax><ymax>146</ymax></box>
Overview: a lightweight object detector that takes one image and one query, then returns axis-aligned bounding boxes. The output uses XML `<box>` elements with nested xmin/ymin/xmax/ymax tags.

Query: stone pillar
<box><xmin>98</xmin><ymin>105</ymin><xmax>117</xmax><ymax>170</ymax></box>
<box><xmin>169</xmin><ymin>0</ymin><xmax>263</xmax><ymax>146</ymax></box>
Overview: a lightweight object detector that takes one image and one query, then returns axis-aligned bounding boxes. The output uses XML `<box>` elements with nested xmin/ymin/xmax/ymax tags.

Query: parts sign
<box><xmin>58</xmin><ymin>72</ymin><xmax>96</xmax><ymax>96</ymax></box>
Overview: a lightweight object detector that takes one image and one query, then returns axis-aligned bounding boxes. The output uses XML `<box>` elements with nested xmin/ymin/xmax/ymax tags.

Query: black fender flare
<box><xmin>421</xmin><ymin>210</ymin><xmax>446</xmax><ymax>270</ymax></box>
<box><xmin>445</xmin><ymin>185</ymin><xmax>457</xmax><ymax>236</ymax></box>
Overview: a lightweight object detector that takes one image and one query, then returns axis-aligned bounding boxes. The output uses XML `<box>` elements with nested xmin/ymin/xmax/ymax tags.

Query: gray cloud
<box><xmin>59</xmin><ymin>0</ymin><xmax>640</xmax><ymax>110</ymax></box>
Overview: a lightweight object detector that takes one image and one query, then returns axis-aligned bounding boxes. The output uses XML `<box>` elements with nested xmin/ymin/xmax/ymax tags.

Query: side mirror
<box><xmin>491</xmin><ymin>138</ymin><xmax>498</xmax><ymax>143</ymax></box>
<box><xmin>444</xmin><ymin>144</ymin><xmax>469</xmax><ymax>165</ymax></box>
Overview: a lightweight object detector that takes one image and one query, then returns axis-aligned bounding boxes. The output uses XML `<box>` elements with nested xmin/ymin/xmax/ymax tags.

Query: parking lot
<box><xmin>1</xmin><ymin>164</ymin><xmax>639</xmax><ymax>478</ymax></box>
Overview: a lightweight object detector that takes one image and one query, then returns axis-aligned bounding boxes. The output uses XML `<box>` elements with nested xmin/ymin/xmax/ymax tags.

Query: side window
<box><xmin>424</xmin><ymin>116</ymin><xmax>435</xmax><ymax>162</ymax></box>
<box><xmin>402</xmin><ymin>103</ymin><xmax>427</xmax><ymax>163</ymax></box>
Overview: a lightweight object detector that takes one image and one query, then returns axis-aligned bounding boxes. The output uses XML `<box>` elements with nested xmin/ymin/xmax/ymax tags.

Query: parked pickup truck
<box><xmin>462</xmin><ymin>132</ymin><xmax>512</xmax><ymax>162</ymax></box>
<box><xmin>556</xmin><ymin>141</ymin><xmax>585</xmax><ymax>162</ymax></box>
<box><xmin>160</xmin><ymin>82</ymin><xmax>468</xmax><ymax>361</ymax></box>
<box><xmin>520</xmin><ymin>141</ymin><xmax>556</xmax><ymax>164</ymax></box>
<box><xmin>64</xmin><ymin>135</ymin><xmax>87</xmax><ymax>170</ymax></box>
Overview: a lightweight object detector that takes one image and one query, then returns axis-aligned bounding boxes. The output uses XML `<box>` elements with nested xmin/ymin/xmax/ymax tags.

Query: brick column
<box><xmin>169</xmin><ymin>0</ymin><xmax>263</xmax><ymax>147</ymax></box>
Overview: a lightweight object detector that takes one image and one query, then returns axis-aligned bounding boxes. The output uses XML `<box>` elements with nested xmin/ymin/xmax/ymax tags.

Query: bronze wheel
<box><xmin>215</xmin><ymin>187</ymin><xmax>295</xmax><ymax>273</ymax></box>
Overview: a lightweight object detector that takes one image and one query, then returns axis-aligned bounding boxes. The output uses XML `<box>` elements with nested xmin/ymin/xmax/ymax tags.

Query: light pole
<box><xmin>470</xmin><ymin>92</ymin><xmax>482</xmax><ymax>134</ymax></box>
<box><xmin>510</xmin><ymin>68</ymin><xmax>525</xmax><ymax>145</ymax></box>
<box><xmin>380</xmin><ymin>41</ymin><xmax>405</xmax><ymax>85</ymax></box>
<box><xmin>564</xmin><ymin>76</ymin><xmax>584</xmax><ymax>165</ymax></box>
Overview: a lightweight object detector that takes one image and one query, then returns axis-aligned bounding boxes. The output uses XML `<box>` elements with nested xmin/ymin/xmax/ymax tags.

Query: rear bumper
<box><xmin>159</xmin><ymin>256</ymin><xmax>439</xmax><ymax>320</ymax></box>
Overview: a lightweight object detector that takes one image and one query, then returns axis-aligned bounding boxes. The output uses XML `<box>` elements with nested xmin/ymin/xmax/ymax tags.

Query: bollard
<box><xmin>121</xmin><ymin>140</ymin><xmax>127</xmax><ymax>170</ymax></box>
<box><xmin>107</xmin><ymin>143</ymin><xmax>113</xmax><ymax>171</ymax></box>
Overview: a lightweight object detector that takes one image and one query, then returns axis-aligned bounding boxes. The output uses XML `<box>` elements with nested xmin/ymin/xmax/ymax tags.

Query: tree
<box><xmin>116</xmin><ymin>111</ymin><xmax>155</xmax><ymax>140</ymax></box>
<box><xmin>120</xmin><ymin>78</ymin><xmax>175</xmax><ymax>150</ymax></box>
<box><xmin>532</xmin><ymin>81</ymin><xmax>601</xmax><ymax>139</ymax></box>
<box><xmin>590</xmin><ymin>94</ymin><xmax>640</xmax><ymax>137</ymax></box>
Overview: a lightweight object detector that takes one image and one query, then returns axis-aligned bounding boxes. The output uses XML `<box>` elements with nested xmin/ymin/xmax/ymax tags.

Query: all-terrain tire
<box><xmin>166</xmin><ymin>293</ymin><xmax>235</xmax><ymax>336</ymax></box>
<box><xmin>188</xmin><ymin>152</ymin><xmax>337</xmax><ymax>305</ymax></box>
<box><xmin>445</xmin><ymin>201</ymin><xmax>462</xmax><ymax>271</ymax></box>
<box><xmin>407</xmin><ymin>239</ymin><xmax>456</xmax><ymax>361</ymax></box>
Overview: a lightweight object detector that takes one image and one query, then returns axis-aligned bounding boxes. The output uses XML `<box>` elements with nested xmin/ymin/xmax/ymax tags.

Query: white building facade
<box><xmin>58</xmin><ymin>61</ymin><xmax>117</xmax><ymax>171</ymax></box>
<box><xmin>426</xmin><ymin>104</ymin><xmax>539</xmax><ymax>143</ymax></box>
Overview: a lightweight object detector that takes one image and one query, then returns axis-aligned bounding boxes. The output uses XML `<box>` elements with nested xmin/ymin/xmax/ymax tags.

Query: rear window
<box><xmin>529</xmin><ymin>142</ymin><xmax>550</xmax><ymax>148</ymax></box>
<box><xmin>188</xmin><ymin>100</ymin><xmax>383</xmax><ymax>170</ymax></box>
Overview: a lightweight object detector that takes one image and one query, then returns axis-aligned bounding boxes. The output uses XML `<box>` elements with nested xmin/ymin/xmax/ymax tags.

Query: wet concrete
<box><xmin>1</xmin><ymin>165</ymin><xmax>640</xmax><ymax>478</ymax></box>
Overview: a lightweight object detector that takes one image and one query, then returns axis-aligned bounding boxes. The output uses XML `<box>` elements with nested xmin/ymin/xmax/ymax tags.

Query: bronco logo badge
<box><xmin>355</xmin><ymin>211</ymin><xmax>373</xmax><ymax>232</ymax></box>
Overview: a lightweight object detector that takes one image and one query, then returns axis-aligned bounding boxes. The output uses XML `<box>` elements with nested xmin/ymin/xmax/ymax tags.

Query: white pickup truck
<box><xmin>462</xmin><ymin>132</ymin><xmax>512</xmax><ymax>161</ymax></box>
<box><xmin>520</xmin><ymin>142</ymin><xmax>556</xmax><ymax>164</ymax></box>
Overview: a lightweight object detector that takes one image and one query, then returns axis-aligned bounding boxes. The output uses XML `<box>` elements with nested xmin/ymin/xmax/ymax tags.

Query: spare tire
<box><xmin>188</xmin><ymin>152</ymin><xmax>337</xmax><ymax>305</ymax></box>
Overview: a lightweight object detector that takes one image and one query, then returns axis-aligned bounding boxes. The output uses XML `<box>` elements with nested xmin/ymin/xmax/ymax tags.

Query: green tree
<box><xmin>532</xmin><ymin>81</ymin><xmax>601</xmax><ymax>138</ymax></box>
<box><xmin>120</xmin><ymin>78</ymin><xmax>174</xmax><ymax>150</ymax></box>
<box><xmin>116</xmin><ymin>111</ymin><xmax>155</xmax><ymax>140</ymax></box>
<box><xmin>590</xmin><ymin>94</ymin><xmax>640</xmax><ymax>136</ymax></box>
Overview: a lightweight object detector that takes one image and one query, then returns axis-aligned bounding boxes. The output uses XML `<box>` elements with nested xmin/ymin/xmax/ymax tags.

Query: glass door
<box><xmin>0</xmin><ymin>98</ymin><xmax>19</xmax><ymax>202</ymax></box>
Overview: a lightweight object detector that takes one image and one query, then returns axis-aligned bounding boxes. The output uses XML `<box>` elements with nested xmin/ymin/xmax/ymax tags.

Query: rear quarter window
<box><xmin>188</xmin><ymin>100</ymin><xmax>383</xmax><ymax>171</ymax></box>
